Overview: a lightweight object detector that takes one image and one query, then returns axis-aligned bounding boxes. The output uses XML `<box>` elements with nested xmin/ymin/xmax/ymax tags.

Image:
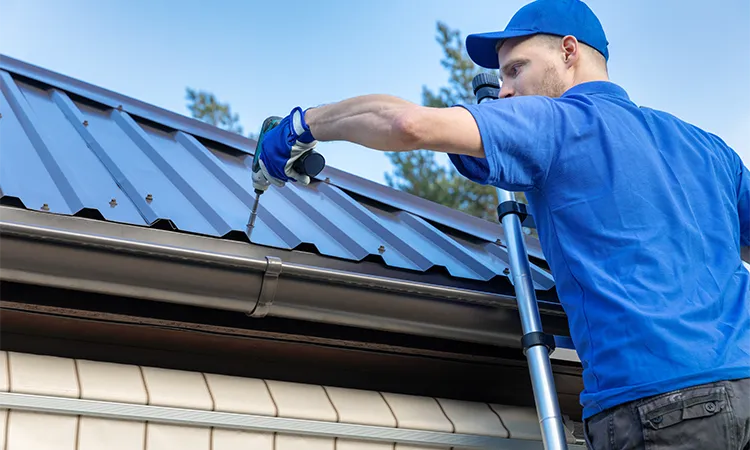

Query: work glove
<box><xmin>253</xmin><ymin>106</ymin><xmax>317</xmax><ymax>190</ymax></box>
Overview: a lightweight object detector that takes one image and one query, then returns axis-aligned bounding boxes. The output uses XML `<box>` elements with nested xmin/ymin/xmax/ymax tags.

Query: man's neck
<box><xmin>573</xmin><ymin>66</ymin><xmax>610</xmax><ymax>86</ymax></box>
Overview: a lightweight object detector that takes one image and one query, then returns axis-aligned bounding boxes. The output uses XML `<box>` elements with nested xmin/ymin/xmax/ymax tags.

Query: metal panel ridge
<box><xmin>111</xmin><ymin>110</ymin><xmax>233</xmax><ymax>236</ymax></box>
<box><xmin>50</xmin><ymin>89</ymin><xmax>160</xmax><ymax>225</ymax></box>
<box><xmin>0</xmin><ymin>70</ymin><xmax>84</xmax><ymax>214</ymax></box>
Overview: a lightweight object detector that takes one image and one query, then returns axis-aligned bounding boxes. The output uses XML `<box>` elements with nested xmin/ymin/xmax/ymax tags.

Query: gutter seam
<box><xmin>248</xmin><ymin>256</ymin><xmax>282</xmax><ymax>318</ymax></box>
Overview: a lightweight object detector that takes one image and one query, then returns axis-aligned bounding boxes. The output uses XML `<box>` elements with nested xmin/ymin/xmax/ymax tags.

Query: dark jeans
<box><xmin>583</xmin><ymin>377</ymin><xmax>750</xmax><ymax>449</ymax></box>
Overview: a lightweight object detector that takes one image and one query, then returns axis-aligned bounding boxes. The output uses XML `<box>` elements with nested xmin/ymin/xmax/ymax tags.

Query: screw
<box><xmin>496</xmin><ymin>239</ymin><xmax>503</xmax><ymax>245</ymax></box>
<box><xmin>378</xmin><ymin>245</ymin><xmax>386</xmax><ymax>253</ymax></box>
<box><xmin>145</xmin><ymin>194</ymin><xmax>153</xmax><ymax>202</ymax></box>
<box><xmin>109</xmin><ymin>198</ymin><xmax>117</xmax><ymax>207</ymax></box>
<box><xmin>324</xmin><ymin>177</ymin><xmax>331</xmax><ymax>183</ymax></box>
<box><xmin>503</xmin><ymin>268</ymin><xmax>510</xmax><ymax>276</ymax></box>
<box><xmin>117</xmin><ymin>105</ymin><xmax>123</xmax><ymax>111</ymax></box>
<box><xmin>0</xmin><ymin>112</ymin><xmax>3</xmax><ymax>119</ymax></box>
<box><xmin>83</xmin><ymin>120</ymin><xmax>89</xmax><ymax>127</ymax></box>
<box><xmin>41</xmin><ymin>203</ymin><xmax>50</xmax><ymax>211</ymax></box>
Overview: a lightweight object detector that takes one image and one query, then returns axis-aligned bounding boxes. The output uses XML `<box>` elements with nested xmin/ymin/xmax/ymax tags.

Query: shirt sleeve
<box><xmin>448</xmin><ymin>95</ymin><xmax>560</xmax><ymax>192</ymax></box>
<box><xmin>738</xmin><ymin>159</ymin><xmax>750</xmax><ymax>247</ymax></box>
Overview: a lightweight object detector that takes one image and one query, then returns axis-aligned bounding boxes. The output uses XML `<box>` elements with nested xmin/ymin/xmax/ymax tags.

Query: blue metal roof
<box><xmin>0</xmin><ymin>54</ymin><xmax>554</xmax><ymax>290</ymax></box>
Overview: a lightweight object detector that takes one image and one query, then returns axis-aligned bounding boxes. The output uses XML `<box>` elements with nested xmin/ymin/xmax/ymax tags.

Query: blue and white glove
<box><xmin>253</xmin><ymin>106</ymin><xmax>317</xmax><ymax>190</ymax></box>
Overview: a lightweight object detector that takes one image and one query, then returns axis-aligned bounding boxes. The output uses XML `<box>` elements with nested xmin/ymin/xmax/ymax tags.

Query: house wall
<box><xmin>0</xmin><ymin>351</ymin><xmax>577</xmax><ymax>449</ymax></box>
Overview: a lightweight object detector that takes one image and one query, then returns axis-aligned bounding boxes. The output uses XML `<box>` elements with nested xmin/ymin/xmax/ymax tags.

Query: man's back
<box><xmin>449</xmin><ymin>80</ymin><xmax>750</xmax><ymax>419</ymax></box>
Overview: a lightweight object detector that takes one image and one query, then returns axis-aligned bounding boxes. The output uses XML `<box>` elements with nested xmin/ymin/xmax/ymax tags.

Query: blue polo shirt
<box><xmin>449</xmin><ymin>81</ymin><xmax>750</xmax><ymax>419</ymax></box>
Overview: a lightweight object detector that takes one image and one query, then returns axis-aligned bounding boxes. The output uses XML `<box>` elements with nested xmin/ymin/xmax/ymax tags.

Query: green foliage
<box><xmin>420</xmin><ymin>21</ymin><xmax>485</xmax><ymax>108</ymax></box>
<box><xmin>185</xmin><ymin>87</ymin><xmax>244</xmax><ymax>135</ymax></box>
<box><xmin>385</xmin><ymin>21</ymin><xmax>501</xmax><ymax>222</ymax></box>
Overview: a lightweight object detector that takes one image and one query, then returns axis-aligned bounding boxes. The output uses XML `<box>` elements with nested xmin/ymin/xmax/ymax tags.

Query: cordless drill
<box><xmin>247</xmin><ymin>116</ymin><xmax>326</xmax><ymax>233</ymax></box>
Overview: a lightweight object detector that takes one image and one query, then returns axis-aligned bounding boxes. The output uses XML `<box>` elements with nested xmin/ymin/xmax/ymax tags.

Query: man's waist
<box><xmin>580</xmin><ymin>367</ymin><xmax>750</xmax><ymax>420</ymax></box>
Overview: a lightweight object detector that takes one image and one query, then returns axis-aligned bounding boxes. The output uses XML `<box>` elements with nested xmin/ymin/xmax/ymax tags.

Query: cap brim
<box><xmin>466</xmin><ymin>29</ymin><xmax>537</xmax><ymax>69</ymax></box>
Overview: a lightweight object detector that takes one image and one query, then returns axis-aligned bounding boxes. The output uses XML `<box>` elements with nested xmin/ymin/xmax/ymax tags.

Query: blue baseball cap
<box><xmin>466</xmin><ymin>0</ymin><xmax>609</xmax><ymax>69</ymax></box>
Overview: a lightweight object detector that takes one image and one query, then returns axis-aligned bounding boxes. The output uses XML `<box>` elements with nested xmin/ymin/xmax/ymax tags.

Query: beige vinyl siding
<box><xmin>0</xmin><ymin>350</ymin><xmax>576</xmax><ymax>449</ymax></box>
<box><xmin>490</xmin><ymin>404</ymin><xmax>547</xmax><ymax>441</ymax></box>
<box><xmin>437</xmin><ymin>398</ymin><xmax>509</xmax><ymax>438</ymax></box>
<box><xmin>325</xmin><ymin>386</ymin><xmax>396</xmax><ymax>450</ymax></box>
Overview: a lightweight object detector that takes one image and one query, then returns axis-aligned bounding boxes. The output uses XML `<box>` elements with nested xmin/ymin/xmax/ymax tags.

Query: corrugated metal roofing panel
<box><xmin>318</xmin><ymin>166</ymin><xmax>547</xmax><ymax>261</ymax></box>
<box><xmin>0</xmin><ymin>55</ymin><xmax>554</xmax><ymax>288</ymax></box>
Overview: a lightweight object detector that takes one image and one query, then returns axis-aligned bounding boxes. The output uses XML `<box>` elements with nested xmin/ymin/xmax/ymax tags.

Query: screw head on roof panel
<box><xmin>41</xmin><ymin>204</ymin><xmax>50</xmax><ymax>211</ymax></box>
<box><xmin>378</xmin><ymin>245</ymin><xmax>386</xmax><ymax>253</ymax></box>
<box><xmin>109</xmin><ymin>198</ymin><xmax>117</xmax><ymax>207</ymax></box>
<box><xmin>503</xmin><ymin>267</ymin><xmax>510</xmax><ymax>276</ymax></box>
<box><xmin>83</xmin><ymin>120</ymin><xmax>89</xmax><ymax>127</ymax></box>
<box><xmin>0</xmin><ymin>112</ymin><xmax>3</xmax><ymax>119</ymax></box>
<box><xmin>324</xmin><ymin>177</ymin><xmax>331</xmax><ymax>183</ymax></box>
<box><xmin>117</xmin><ymin>105</ymin><xmax>123</xmax><ymax>111</ymax></box>
<box><xmin>145</xmin><ymin>194</ymin><xmax>153</xmax><ymax>202</ymax></box>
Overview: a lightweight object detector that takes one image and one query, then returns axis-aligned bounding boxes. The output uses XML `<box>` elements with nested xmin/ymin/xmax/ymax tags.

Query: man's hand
<box><xmin>254</xmin><ymin>107</ymin><xmax>318</xmax><ymax>189</ymax></box>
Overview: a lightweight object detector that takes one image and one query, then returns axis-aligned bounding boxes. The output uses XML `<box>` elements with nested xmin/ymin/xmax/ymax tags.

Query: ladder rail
<box><xmin>473</xmin><ymin>73</ymin><xmax>570</xmax><ymax>450</ymax></box>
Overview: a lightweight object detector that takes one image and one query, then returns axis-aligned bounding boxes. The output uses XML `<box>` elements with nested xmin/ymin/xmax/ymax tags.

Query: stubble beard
<box><xmin>536</xmin><ymin>64</ymin><xmax>567</xmax><ymax>98</ymax></box>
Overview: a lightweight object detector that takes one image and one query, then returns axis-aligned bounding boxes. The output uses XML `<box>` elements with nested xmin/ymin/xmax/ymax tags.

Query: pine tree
<box><xmin>185</xmin><ymin>88</ymin><xmax>244</xmax><ymax>135</ymax></box>
<box><xmin>384</xmin><ymin>22</ymin><xmax>501</xmax><ymax>222</ymax></box>
<box><xmin>385</xmin><ymin>21</ymin><xmax>536</xmax><ymax>230</ymax></box>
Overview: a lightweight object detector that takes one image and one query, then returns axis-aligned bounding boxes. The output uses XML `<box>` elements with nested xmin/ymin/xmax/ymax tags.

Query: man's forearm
<box><xmin>304</xmin><ymin>94</ymin><xmax>422</xmax><ymax>151</ymax></box>
<box><xmin>303</xmin><ymin>95</ymin><xmax>484</xmax><ymax>157</ymax></box>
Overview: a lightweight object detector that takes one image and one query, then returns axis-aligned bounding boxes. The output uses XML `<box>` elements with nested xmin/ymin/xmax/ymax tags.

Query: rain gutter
<box><xmin>0</xmin><ymin>208</ymin><xmax>571</xmax><ymax>347</ymax></box>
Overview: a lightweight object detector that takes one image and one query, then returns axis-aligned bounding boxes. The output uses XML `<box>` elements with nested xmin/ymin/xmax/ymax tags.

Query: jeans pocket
<box><xmin>637</xmin><ymin>383</ymin><xmax>734</xmax><ymax>450</ymax></box>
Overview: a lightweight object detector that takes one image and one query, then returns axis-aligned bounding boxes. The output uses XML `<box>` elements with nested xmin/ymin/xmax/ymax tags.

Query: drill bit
<box><xmin>247</xmin><ymin>117</ymin><xmax>282</xmax><ymax>239</ymax></box>
<box><xmin>247</xmin><ymin>188</ymin><xmax>263</xmax><ymax>232</ymax></box>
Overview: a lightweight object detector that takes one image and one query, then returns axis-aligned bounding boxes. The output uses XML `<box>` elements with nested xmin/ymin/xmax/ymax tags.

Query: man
<box><xmin>254</xmin><ymin>0</ymin><xmax>750</xmax><ymax>448</ymax></box>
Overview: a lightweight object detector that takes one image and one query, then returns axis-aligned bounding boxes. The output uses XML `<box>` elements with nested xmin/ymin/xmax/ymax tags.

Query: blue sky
<box><xmin>2</xmin><ymin>0</ymin><xmax>748</xmax><ymax>185</ymax></box>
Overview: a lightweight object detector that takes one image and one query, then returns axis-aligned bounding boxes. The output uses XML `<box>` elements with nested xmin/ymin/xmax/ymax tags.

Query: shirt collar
<box><xmin>561</xmin><ymin>81</ymin><xmax>630</xmax><ymax>100</ymax></box>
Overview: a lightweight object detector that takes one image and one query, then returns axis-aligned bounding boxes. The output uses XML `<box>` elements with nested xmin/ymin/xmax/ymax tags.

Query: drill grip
<box><xmin>253</xmin><ymin>115</ymin><xmax>326</xmax><ymax>180</ymax></box>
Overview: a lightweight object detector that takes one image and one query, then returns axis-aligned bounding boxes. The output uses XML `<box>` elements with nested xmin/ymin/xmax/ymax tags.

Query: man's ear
<box><xmin>560</xmin><ymin>35</ymin><xmax>579</xmax><ymax>66</ymax></box>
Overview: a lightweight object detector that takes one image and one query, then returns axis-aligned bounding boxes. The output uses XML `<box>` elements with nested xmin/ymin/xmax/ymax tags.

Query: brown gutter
<box><xmin>0</xmin><ymin>212</ymin><xmax>570</xmax><ymax>347</ymax></box>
